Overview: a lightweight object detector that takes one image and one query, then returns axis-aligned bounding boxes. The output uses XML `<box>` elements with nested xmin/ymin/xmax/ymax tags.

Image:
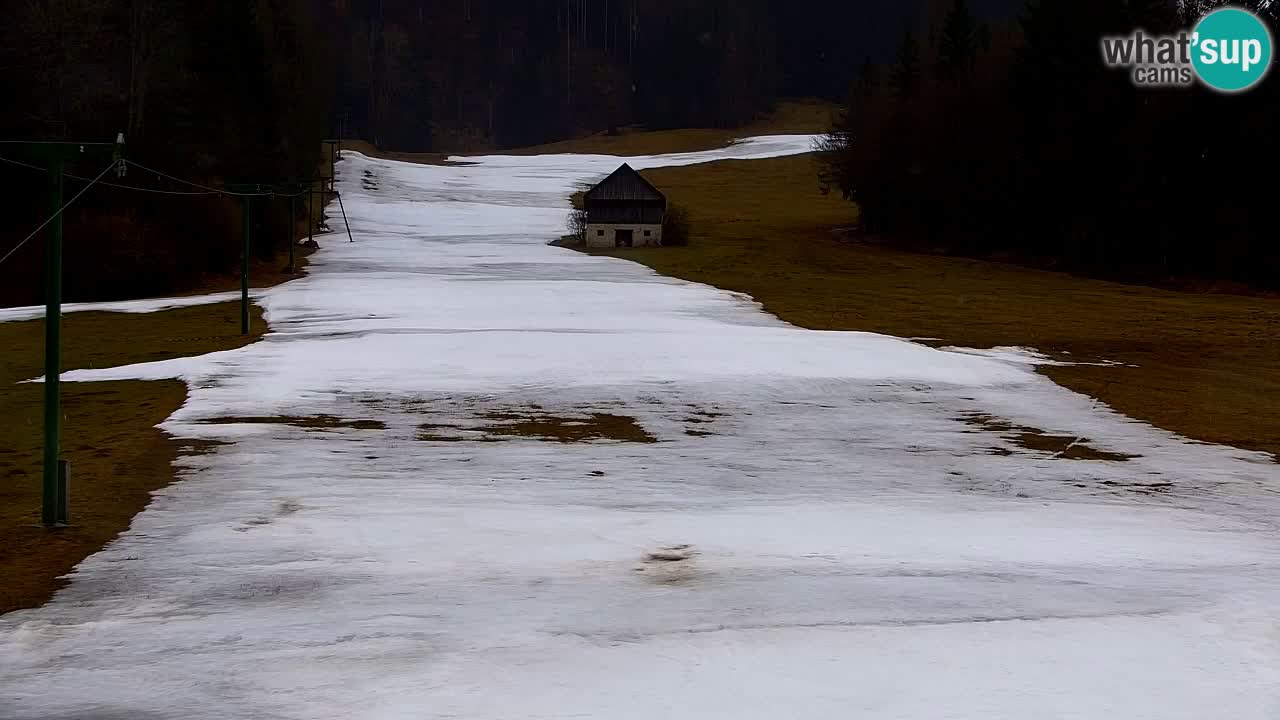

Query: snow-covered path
<box><xmin>4</xmin><ymin>136</ymin><xmax>1280</xmax><ymax>719</ymax></box>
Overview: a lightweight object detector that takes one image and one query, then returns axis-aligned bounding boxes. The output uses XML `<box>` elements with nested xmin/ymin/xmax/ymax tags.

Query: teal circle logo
<box><xmin>1192</xmin><ymin>8</ymin><xmax>1273</xmax><ymax>92</ymax></box>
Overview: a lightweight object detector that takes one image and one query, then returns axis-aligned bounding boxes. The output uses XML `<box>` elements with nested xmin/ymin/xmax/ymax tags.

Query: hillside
<box><xmin>580</xmin><ymin>152</ymin><xmax>1280</xmax><ymax>462</ymax></box>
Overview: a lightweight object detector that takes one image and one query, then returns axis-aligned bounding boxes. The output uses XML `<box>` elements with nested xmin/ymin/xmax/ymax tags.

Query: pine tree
<box><xmin>938</xmin><ymin>0</ymin><xmax>976</xmax><ymax>82</ymax></box>
<box><xmin>890</xmin><ymin>31</ymin><xmax>921</xmax><ymax>99</ymax></box>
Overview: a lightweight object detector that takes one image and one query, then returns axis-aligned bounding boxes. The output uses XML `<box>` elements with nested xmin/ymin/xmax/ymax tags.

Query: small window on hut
<box><xmin>597</xmin><ymin>230</ymin><xmax>604</xmax><ymax>236</ymax></box>
<box><xmin>644</xmin><ymin>230</ymin><xmax>651</xmax><ymax>237</ymax></box>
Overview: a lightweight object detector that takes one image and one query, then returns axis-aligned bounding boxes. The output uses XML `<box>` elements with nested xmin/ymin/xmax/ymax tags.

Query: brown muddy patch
<box><xmin>1100</xmin><ymin>479</ymin><xmax>1175</xmax><ymax>495</ymax></box>
<box><xmin>236</xmin><ymin>499</ymin><xmax>304</xmax><ymax>532</ymax></box>
<box><xmin>682</xmin><ymin>405</ymin><xmax>727</xmax><ymax>438</ymax></box>
<box><xmin>179</xmin><ymin>438</ymin><xmax>231</xmax><ymax>456</ymax></box>
<box><xmin>417</xmin><ymin>410</ymin><xmax>655</xmax><ymax>444</ymax></box>
<box><xmin>962</xmin><ymin>413</ymin><xmax>1139</xmax><ymax>462</ymax></box>
<box><xmin>201</xmin><ymin>415</ymin><xmax>386</xmax><ymax>431</ymax></box>
<box><xmin>482</xmin><ymin>411</ymin><xmax>655</xmax><ymax>443</ymax></box>
<box><xmin>415</xmin><ymin>423</ymin><xmax>503</xmax><ymax>443</ymax></box>
<box><xmin>635</xmin><ymin>544</ymin><xmax>700</xmax><ymax>586</ymax></box>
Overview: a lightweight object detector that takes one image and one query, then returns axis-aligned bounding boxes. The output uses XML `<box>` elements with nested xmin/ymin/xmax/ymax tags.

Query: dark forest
<box><xmin>0</xmin><ymin>0</ymin><xmax>1274</xmax><ymax>304</ymax></box>
<box><xmin>819</xmin><ymin>0</ymin><xmax>1280</xmax><ymax>288</ymax></box>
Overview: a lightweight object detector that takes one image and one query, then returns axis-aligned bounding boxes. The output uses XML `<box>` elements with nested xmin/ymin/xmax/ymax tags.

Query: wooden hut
<box><xmin>583</xmin><ymin>164</ymin><xmax>666</xmax><ymax>248</ymax></box>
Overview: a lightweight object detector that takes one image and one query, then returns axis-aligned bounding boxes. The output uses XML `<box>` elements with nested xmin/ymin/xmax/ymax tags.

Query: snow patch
<box><xmin>0</xmin><ymin>289</ymin><xmax>270</xmax><ymax>323</ymax></box>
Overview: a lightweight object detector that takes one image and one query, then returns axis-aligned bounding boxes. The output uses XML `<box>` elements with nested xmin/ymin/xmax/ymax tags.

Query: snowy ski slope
<box><xmin>3</xmin><ymin>136</ymin><xmax>1280</xmax><ymax>719</ymax></box>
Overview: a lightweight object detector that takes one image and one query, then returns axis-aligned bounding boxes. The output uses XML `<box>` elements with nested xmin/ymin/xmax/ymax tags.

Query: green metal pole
<box><xmin>324</xmin><ymin>140</ymin><xmax>339</xmax><ymax>193</ymax></box>
<box><xmin>288</xmin><ymin>192</ymin><xmax>296</xmax><ymax>273</ymax></box>
<box><xmin>241</xmin><ymin>194</ymin><xmax>251</xmax><ymax>335</ymax></box>
<box><xmin>42</xmin><ymin>158</ymin><xmax>64</xmax><ymax>527</ymax></box>
<box><xmin>56</xmin><ymin>459</ymin><xmax>69</xmax><ymax>525</ymax></box>
<box><xmin>307</xmin><ymin>186</ymin><xmax>314</xmax><ymax>246</ymax></box>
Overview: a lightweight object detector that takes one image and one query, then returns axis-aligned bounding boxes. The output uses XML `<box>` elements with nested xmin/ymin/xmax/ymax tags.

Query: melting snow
<box><xmin>3</xmin><ymin>135</ymin><xmax>1280</xmax><ymax>719</ymax></box>
<box><xmin>0</xmin><ymin>289</ymin><xmax>270</xmax><ymax>323</ymax></box>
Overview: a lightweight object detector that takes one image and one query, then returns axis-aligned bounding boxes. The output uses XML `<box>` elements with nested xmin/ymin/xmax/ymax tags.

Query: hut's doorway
<box><xmin>615</xmin><ymin>229</ymin><xmax>634</xmax><ymax>248</ymax></box>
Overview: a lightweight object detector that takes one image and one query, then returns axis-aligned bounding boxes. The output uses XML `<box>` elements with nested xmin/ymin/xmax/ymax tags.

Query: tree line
<box><xmin>2</xmin><ymin>0</ymin><xmax>1276</xmax><ymax>305</ymax></box>
<box><xmin>0</xmin><ymin>0</ymin><xmax>332</xmax><ymax>306</ymax></box>
<box><xmin>818</xmin><ymin>0</ymin><xmax>1280</xmax><ymax>288</ymax></box>
<box><xmin>1</xmin><ymin>0</ymin><xmax>931</xmax><ymax>306</ymax></box>
<box><xmin>328</xmin><ymin>0</ymin><xmax>838</xmax><ymax>150</ymax></box>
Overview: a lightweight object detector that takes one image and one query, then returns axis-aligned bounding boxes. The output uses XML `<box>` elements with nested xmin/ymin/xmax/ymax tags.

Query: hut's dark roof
<box><xmin>584</xmin><ymin>163</ymin><xmax>665</xmax><ymax>203</ymax></box>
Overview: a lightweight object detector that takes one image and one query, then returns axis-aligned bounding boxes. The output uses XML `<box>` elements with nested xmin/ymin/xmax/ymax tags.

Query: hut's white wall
<box><xmin>585</xmin><ymin>223</ymin><xmax>663</xmax><ymax>248</ymax></box>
